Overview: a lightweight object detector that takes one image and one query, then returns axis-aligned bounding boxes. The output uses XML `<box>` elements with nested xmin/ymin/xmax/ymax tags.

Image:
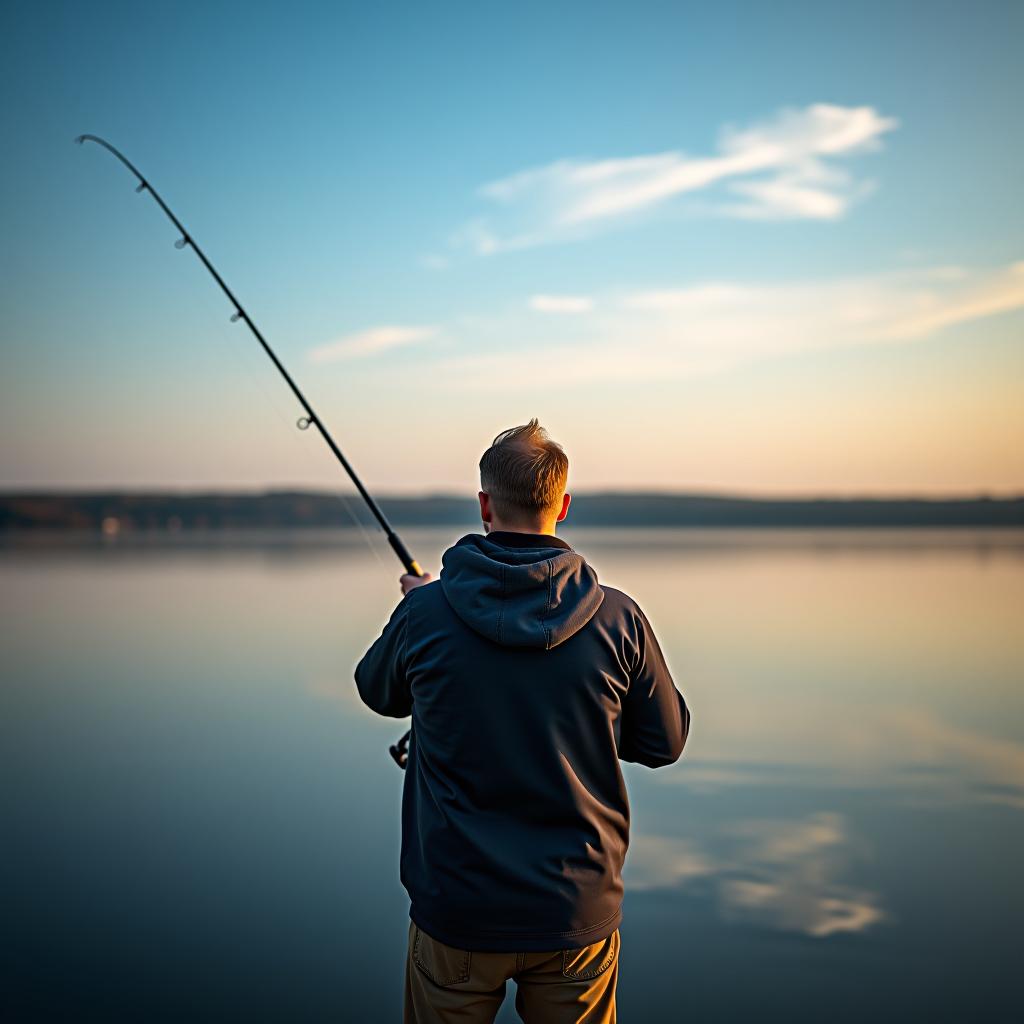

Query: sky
<box><xmin>1</xmin><ymin>0</ymin><xmax>1022</xmax><ymax>497</ymax></box>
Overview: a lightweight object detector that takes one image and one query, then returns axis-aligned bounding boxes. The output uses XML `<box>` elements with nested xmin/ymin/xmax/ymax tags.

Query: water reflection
<box><xmin>627</xmin><ymin>813</ymin><xmax>885</xmax><ymax>939</ymax></box>
<box><xmin>670</xmin><ymin>700</ymin><xmax>1024</xmax><ymax>810</ymax></box>
<box><xmin>2</xmin><ymin>528</ymin><xmax>1022</xmax><ymax>1022</ymax></box>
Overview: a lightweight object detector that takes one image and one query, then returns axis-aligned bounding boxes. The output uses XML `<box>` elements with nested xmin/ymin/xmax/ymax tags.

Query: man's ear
<box><xmin>479</xmin><ymin>491</ymin><xmax>492</xmax><ymax>524</ymax></box>
<box><xmin>556</xmin><ymin>493</ymin><xmax>571</xmax><ymax>523</ymax></box>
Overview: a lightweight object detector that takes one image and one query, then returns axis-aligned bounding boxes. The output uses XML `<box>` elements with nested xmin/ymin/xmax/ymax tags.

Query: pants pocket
<box><xmin>412</xmin><ymin>924</ymin><xmax>473</xmax><ymax>986</ymax></box>
<box><xmin>561</xmin><ymin>929</ymin><xmax>619</xmax><ymax>981</ymax></box>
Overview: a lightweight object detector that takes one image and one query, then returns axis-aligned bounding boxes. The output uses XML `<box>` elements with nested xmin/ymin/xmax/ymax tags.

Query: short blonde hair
<box><xmin>479</xmin><ymin>419</ymin><xmax>568</xmax><ymax>518</ymax></box>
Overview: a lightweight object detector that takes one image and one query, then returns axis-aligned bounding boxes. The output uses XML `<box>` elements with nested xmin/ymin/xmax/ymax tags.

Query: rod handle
<box><xmin>388</xmin><ymin>532</ymin><xmax>424</xmax><ymax>577</ymax></box>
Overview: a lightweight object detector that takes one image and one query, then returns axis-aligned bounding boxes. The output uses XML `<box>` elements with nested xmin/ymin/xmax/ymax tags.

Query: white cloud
<box><xmin>440</xmin><ymin>261</ymin><xmax>1024</xmax><ymax>384</ymax></box>
<box><xmin>875</xmin><ymin>261</ymin><xmax>1024</xmax><ymax>339</ymax></box>
<box><xmin>529</xmin><ymin>294</ymin><xmax>594</xmax><ymax>314</ymax></box>
<box><xmin>724</xmin><ymin>164</ymin><xmax>860</xmax><ymax>220</ymax></box>
<box><xmin>307</xmin><ymin>325</ymin><xmax>438</xmax><ymax>364</ymax></box>
<box><xmin>461</xmin><ymin>104</ymin><xmax>897</xmax><ymax>252</ymax></box>
<box><xmin>621</xmin><ymin>261</ymin><xmax>1024</xmax><ymax>352</ymax></box>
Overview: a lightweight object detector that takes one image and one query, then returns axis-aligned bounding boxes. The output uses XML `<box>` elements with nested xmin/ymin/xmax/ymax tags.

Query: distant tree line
<box><xmin>1</xmin><ymin>490</ymin><xmax>1022</xmax><ymax>531</ymax></box>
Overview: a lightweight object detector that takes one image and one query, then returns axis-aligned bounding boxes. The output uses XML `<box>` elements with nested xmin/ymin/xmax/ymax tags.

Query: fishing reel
<box><xmin>390</xmin><ymin>729</ymin><xmax>411</xmax><ymax>769</ymax></box>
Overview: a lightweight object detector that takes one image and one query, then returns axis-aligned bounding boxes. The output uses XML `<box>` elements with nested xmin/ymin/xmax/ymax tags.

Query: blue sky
<box><xmin>1</xmin><ymin>0</ymin><xmax>1021</xmax><ymax>495</ymax></box>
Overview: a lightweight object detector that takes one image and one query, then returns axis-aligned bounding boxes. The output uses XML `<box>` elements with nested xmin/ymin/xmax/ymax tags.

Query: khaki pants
<box><xmin>404</xmin><ymin>921</ymin><xmax>618</xmax><ymax>1023</ymax></box>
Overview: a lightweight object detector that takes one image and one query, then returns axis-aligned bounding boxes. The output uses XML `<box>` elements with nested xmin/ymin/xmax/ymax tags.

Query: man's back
<box><xmin>356</xmin><ymin>530</ymin><xmax>690</xmax><ymax>953</ymax></box>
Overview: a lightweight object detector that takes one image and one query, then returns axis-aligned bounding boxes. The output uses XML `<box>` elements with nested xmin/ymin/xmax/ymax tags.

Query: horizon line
<box><xmin>2</xmin><ymin>487</ymin><xmax>1022</xmax><ymax>503</ymax></box>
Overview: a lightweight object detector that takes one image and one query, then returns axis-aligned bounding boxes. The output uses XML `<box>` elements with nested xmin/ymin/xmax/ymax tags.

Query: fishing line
<box><xmin>75</xmin><ymin>134</ymin><xmax>420</xmax><ymax>578</ymax></box>
<box><xmin>201</xmin><ymin>300</ymin><xmax>390</xmax><ymax>568</ymax></box>
<box><xmin>77</xmin><ymin>134</ymin><xmax>418</xmax><ymax>768</ymax></box>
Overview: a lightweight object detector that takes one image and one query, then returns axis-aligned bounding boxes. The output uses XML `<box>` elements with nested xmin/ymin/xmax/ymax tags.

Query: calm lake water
<box><xmin>3</xmin><ymin>528</ymin><xmax>1023</xmax><ymax>1022</ymax></box>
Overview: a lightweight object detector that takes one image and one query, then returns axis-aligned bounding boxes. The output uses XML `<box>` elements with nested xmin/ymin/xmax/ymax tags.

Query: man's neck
<box><xmin>488</xmin><ymin>521</ymin><xmax>558</xmax><ymax>537</ymax></box>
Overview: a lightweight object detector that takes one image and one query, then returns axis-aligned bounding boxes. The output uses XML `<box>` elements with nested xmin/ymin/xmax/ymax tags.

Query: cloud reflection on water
<box><xmin>667</xmin><ymin>702</ymin><xmax>1024</xmax><ymax>813</ymax></box>
<box><xmin>627</xmin><ymin>811</ymin><xmax>885</xmax><ymax>939</ymax></box>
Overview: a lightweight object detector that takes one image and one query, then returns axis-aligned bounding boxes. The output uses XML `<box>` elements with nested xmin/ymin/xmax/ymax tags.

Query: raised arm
<box><xmin>618</xmin><ymin>605</ymin><xmax>690</xmax><ymax>768</ymax></box>
<box><xmin>355</xmin><ymin>596</ymin><xmax>413</xmax><ymax>719</ymax></box>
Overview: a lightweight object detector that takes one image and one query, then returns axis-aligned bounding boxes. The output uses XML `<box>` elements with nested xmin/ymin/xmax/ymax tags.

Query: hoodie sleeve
<box><xmin>619</xmin><ymin>605</ymin><xmax>690</xmax><ymax>768</ymax></box>
<box><xmin>354</xmin><ymin>597</ymin><xmax>412</xmax><ymax>719</ymax></box>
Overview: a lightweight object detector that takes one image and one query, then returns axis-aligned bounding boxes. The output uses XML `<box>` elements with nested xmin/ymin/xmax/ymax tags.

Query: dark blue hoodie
<box><xmin>355</xmin><ymin>531</ymin><xmax>690</xmax><ymax>951</ymax></box>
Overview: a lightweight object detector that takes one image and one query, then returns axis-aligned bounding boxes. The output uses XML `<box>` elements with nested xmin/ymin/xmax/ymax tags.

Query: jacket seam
<box><xmin>402</xmin><ymin>592</ymin><xmax>412</xmax><ymax>672</ymax></box>
<box><xmin>497</xmin><ymin>562</ymin><xmax>506</xmax><ymax>644</ymax></box>
<box><xmin>542</xmin><ymin>557</ymin><xmax>553</xmax><ymax>649</ymax></box>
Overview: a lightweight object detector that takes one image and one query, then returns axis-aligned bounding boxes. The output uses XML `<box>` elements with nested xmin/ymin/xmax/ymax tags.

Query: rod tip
<box><xmin>74</xmin><ymin>135</ymin><xmax>86</xmax><ymax>145</ymax></box>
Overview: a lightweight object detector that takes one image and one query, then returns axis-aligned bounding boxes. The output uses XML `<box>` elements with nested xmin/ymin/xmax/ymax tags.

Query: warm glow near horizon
<box><xmin>2</xmin><ymin>5</ymin><xmax>1021</xmax><ymax>497</ymax></box>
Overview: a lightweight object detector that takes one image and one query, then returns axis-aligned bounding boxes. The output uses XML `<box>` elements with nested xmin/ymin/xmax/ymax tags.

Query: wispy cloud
<box><xmin>307</xmin><ymin>325</ymin><xmax>438</xmax><ymax>364</ymax></box>
<box><xmin>529</xmin><ymin>294</ymin><xmax>594</xmax><ymax>314</ymax></box>
<box><xmin>441</xmin><ymin>261</ymin><xmax>1024</xmax><ymax>383</ymax></box>
<box><xmin>458</xmin><ymin>104</ymin><xmax>897</xmax><ymax>252</ymax></box>
<box><xmin>620</xmin><ymin>261</ymin><xmax>1024</xmax><ymax>349</ymax></box>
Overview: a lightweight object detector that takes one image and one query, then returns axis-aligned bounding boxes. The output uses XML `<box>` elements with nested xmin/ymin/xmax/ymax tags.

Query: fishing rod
<box><xmin>76</xmin><ymin>134</ymin><xmax>419</xmax><ymax>768</ymax></box>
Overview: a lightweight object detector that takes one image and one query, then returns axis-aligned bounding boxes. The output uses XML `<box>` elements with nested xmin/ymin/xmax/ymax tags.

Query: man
<box><xmin>355</xmin><ymin>420</ymin><xmax>691</xmax><ymax>1024</ymax></box>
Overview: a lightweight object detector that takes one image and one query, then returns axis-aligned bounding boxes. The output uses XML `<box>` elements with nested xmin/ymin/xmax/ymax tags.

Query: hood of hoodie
<box><xmin>439</xmin><ymin>533</ymin><xmax>604</xmax><ymax>650</ymax></box>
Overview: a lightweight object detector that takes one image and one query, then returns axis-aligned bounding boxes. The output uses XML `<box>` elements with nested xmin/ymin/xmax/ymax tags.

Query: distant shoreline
<box><xmin>2</xmin><ymin>490</ymin><xmax>1022</xmax><ymax>531</ymax></box>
